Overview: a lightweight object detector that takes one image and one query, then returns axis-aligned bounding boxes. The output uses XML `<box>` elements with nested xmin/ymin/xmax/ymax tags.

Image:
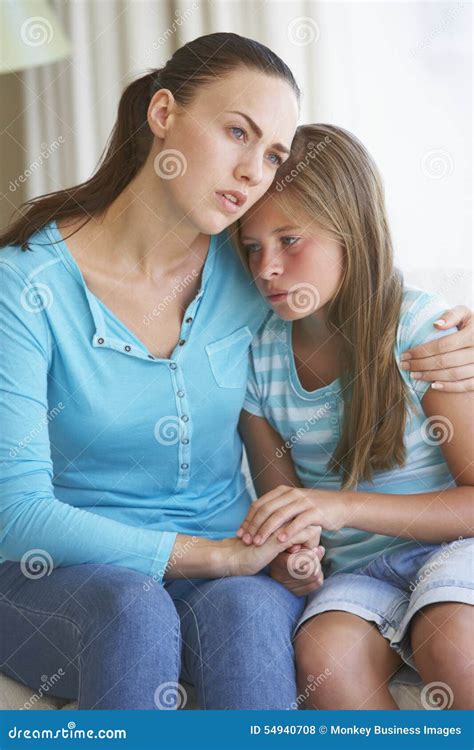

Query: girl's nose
<box><xmin>256</xmin><ymin>249</ymin><xmax>284</xmax><ymax>280</ymax></box>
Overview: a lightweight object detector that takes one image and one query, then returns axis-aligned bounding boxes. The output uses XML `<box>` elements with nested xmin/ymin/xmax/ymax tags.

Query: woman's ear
<box><xmin>147</xmin><ymin>89</ymin><xmax>177</xmax><ymax>138</ymax></box>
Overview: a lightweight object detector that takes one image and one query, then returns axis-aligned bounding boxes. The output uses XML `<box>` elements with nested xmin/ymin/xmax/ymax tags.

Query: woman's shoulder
<box><xmin>0</xmin><ymin>222</ymin><xmax>62</xmax><ymax>281</ymax></box>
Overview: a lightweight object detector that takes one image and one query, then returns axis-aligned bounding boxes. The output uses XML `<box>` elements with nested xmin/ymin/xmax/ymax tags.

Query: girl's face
<box><xmin>240</xmin><ymin>194</ymin><xmax>345</xmax><ymax>321</ymax></box>
<box><xmin>153</xmin><ymin>68</ymin><xmax>299</xmax><ymax>235</ymax></box>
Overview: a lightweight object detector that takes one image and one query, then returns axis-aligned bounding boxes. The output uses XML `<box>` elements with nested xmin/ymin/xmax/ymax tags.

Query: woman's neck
<box><xmin>80</xmin><ymin>162</ymin><xmax>207</xmax><ymax>280</ymax></box>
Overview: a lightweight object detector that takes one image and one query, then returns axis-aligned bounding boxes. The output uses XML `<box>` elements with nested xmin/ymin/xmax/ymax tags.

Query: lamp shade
<box><xmin>0</xmin><ymin>0</ymin><xmax>71</xmax><ymax>73</ymax></box>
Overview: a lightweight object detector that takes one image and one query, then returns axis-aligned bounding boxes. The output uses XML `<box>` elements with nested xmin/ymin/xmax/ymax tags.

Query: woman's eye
<box><xmin>281</xmin><ymin>236</ymin><xmax>300</xmax><ymax>247</ymax></box>
<box><xmin>267</xmin><ymin>153</ymin><xmax>283</xmax><ymax>167</ymax></box>
<box><xmin>230</xmin><ymin>126</ymin><xmax>246</xmax><ymax>141</ymax></box>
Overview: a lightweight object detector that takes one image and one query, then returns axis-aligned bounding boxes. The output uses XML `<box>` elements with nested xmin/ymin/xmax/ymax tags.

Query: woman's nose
<box><xmin>234</xmin><ymin>154</ymin><xmax>263</xmax><ymax>187</ymax></box>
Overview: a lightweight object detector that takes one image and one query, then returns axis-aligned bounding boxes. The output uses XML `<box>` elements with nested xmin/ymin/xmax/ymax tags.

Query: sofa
<box><xmin>0</xmin><ymin>669</ymin><xmax>425</xmax><ymax>710</ymax></box>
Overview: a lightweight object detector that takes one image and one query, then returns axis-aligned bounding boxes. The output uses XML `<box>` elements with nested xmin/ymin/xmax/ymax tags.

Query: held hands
<box><xmin>237</xmin><ymin>485</ymin><xmax>348</xmax><ymax>547</ymax></box>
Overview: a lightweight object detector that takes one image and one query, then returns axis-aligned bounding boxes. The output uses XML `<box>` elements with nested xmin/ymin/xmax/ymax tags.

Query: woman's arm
<box><xmin>239</xmin><ymin>387</ymin><xmax>474</xmax><ymax>545</ymax></box>
<box><xmin>401</xmin><ymin>305</ymin><xmax>474</xmax><ymax>392</ymax></box>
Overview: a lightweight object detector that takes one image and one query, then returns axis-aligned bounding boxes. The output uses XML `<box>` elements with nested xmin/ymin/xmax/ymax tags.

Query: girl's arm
<box><xmin>239</xmin><ymin>387</ymin><xmax>473</xmax><ymax>546</ymax></box>
<box><xmin>402</xmin><ymin>305</ymin><xmax>473</xmax><ymax>392</ymax></box>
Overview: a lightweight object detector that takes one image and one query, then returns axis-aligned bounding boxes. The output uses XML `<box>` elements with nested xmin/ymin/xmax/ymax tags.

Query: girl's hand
<box><xmin>270</xmin><ymin>544</ymin><xmax>325</xmax><ymax>596</ymax></box>
<box><xmin>229</xmin><ymin>523</ymin><xmax>322</xmax><ymax>578</ymax></box>
<box><xmin>401</xmin><ymin>305</ymin><xmax>474</xmax><ymax>392</ymax></box>
<box><xmin>237</xmin><ymin>485</ymin><xmax>349</xmax><ymax>546</ymax></box>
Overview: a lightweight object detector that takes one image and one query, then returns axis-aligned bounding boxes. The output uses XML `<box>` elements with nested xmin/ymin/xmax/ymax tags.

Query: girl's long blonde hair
<box><xmin>235</xmin><ymin>124</ymin><xmax>408</xmax><ymax>488</ymax></box>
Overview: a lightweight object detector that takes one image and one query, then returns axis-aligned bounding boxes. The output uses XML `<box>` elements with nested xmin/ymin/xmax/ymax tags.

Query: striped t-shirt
<box><xmin>243</xmin><ymin>286</ymin><xmax>456</xmax><ymax>576</ymax></box>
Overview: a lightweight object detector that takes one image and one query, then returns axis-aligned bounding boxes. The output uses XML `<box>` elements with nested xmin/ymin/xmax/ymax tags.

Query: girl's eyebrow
<box><xmin>240</xmin><ymin>225</ymin><xmax>300</xmax><ymax>241</ymax></box>
<box><xmin>226</xmin><ymin>110</ymin><xmax>291</xmax><ymax>155</ymax></box>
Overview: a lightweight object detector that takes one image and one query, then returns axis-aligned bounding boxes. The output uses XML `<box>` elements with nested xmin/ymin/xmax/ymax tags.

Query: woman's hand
<box><xmin>401</xmin><ymin>306</ymin><xmax>474</xmax><ymax>392</ymax></box>
<box><xmin>269</xmin><ymin>545</ymin><xmax>325</xmax><ymax>596</ymax></box>
<box><xmin>237</xmin><ymin>485</ymin><xmax>349</xmax><ymax>547</ymax></box>
<box><xmin>224</xmin><ymin>523</ymin><xmax>322</xmax><ymax>578</ymax></box>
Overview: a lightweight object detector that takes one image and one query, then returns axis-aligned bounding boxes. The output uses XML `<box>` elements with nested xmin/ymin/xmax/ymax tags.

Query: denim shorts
<box><xmin>294</xmin><ymin>538</ymin><xmax>474</xmax><ymax>670</ymax></box>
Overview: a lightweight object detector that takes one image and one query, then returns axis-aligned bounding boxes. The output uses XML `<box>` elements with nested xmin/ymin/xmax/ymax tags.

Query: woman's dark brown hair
<box><xmin>1</xmin><ymin>32</ymin><xmax>300</xmax><ymax>251</ymax></box>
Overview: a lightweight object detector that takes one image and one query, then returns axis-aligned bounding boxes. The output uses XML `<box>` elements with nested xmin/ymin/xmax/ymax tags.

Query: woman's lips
<box><xmin>215</xmin><ymin>192</ymin><xmax>241</xmax><ymax>214</ymax></box>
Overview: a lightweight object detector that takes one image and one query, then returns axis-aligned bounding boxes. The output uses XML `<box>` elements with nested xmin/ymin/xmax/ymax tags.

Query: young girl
<box><xmin>236</xmin><ymin>124</ymin><xmax>473</xmax><ymax>710</ymax></box>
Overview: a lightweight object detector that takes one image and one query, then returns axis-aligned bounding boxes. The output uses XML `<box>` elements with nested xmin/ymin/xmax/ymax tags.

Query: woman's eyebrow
<box><xmin>226</xmin><ymin>110</ymin><xmax>290</xmax><ymax>155</ymax></box>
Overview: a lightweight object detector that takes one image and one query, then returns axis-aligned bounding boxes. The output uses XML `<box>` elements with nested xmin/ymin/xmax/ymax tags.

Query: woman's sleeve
<box><xmin>0</xmin><ymin>261</ymin><xmax>176</xmax><ymax>583</ymax></box>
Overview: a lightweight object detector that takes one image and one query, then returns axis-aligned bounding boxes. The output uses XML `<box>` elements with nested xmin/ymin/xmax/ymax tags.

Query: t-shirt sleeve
<box><xmin>242</xmin><ymin>345</ymin><xmax>265</xmax><ymax>417</ymax></box>
<box><xmin>397</xmin><ymin>289</ymin><xmax>456</xmax><ymax>402</ymax></box>
<box><xmin>0</xmin><ymin>260</ymin><xmax>176</xmax><ymax>583</ymax></box>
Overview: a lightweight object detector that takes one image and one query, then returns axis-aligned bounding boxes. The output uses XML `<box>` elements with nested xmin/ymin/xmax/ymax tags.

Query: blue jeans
<box><xmin>0</xmin><ymin>561</ymin><xmax>304</xmax><ymax>710</ymax></box>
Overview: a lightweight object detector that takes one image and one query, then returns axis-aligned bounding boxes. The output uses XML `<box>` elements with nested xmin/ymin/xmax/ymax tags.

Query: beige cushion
<box><xmin>0</xmin><ymin>669</ymin><xmax>423</xmax><ymax>710</ymax></box>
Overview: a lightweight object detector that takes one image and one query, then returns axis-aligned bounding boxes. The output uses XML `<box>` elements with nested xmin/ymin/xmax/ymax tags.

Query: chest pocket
<box><xmin>205</xmin><ymin>326</ymin><xmax>253</xmax><ymax>388</ymax></box>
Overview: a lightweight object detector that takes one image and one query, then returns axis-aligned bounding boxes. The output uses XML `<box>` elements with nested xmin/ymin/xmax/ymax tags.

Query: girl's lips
<box><xmin>215</xmin><ymin>192</ymin><xmax>241</xmax><ymax>215</ymax></box>
<box><xmin>267</xmin><ymin>293</ymin><xmax>288</xmax><ymax>302</ymax></box>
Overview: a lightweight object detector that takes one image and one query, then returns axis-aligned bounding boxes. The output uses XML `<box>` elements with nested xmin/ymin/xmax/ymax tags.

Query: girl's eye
<box><xmin>267</xmin><ymin>153</ymin><xmax>283</xmax><ymax>167</ymax></box>
<box><xmin>281</xmin><ymin>236</ymin><xmax>300</xmax><ymax>247</ymax></box>
<box><xmin>243</xmin><ymin>243</ymin><xmax>261</xmax><ymax>255</ymax></box>
<box><xmin>230</xmin><ymin>126</ymin><xmax>247</xmax><ymax>141</ymax></box>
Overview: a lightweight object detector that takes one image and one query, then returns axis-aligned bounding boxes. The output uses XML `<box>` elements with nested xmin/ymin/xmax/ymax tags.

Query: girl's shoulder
<box><xmin>397</xmin><ymin>285</ymin><xmax>451</xmax><ymax>352</ymax></box>
<box><xmin>250</xmin><ymin>309</ymin><xmax>287</xmax><ymax>353</ymax></box>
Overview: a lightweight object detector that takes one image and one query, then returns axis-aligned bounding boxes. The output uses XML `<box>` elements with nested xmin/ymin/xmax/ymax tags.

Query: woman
<box><xmin>0</xmin><ymin>34</ymin><xmax>472</xmax><ymax>710</ymax></box>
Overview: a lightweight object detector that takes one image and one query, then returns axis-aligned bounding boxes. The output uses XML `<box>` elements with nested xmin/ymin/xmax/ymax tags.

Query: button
<box><xmin>185</xmin><ymin>317</ymin><xmax>193</xmax><ymax>323</ymax></box>
<box><xmin>181</xmin><ymin>415</ymin><xmax>189</xmax><ymax>422</ymax></box>
<box><xmin>148</xmin><ymin>355</ymin><xmax>154</xmax><ymax>360</ymax></box>
<box><xmin>177</xmin><ymin>390</ymin><xmax>184</xmax><ymax>398</ymax></box>
<box><xmin>178</xmin><ymin>339</ymin><xmax>186</xmax><ymax>346</ymax></box>
<box><xmin>124</xmin><ymin>345</ymin><xmax>131</xmax><ymax>352</ymax></box>
<box><xmin>97</xmin><ymin>337</ymin><xmax>105</xmax><ymax>345</ymax></box>
<box><xmin>181</xmin><ymin>438</ymin><xmax>189</xmax><ymax>445</ymax></box>
<box><xmin>181</xmin><ymin>463</ymin><xmax>189</xmax><ymax>470</ymax></box>
<box><xmin>170</xmin><ymin>363</ymin><xmax>177</xmax><ymax>370</ymax></box>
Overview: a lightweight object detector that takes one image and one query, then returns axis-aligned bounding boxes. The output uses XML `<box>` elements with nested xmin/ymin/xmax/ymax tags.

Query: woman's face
<box><xmin>239</xmin><ymin>194</ymin><xmax>345</xmax><ymax>321</ymax></box>
<box><xmin>153</xmin><ymin>67</ymin><xmax>299</xmax><ymax>235</ymax></box>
